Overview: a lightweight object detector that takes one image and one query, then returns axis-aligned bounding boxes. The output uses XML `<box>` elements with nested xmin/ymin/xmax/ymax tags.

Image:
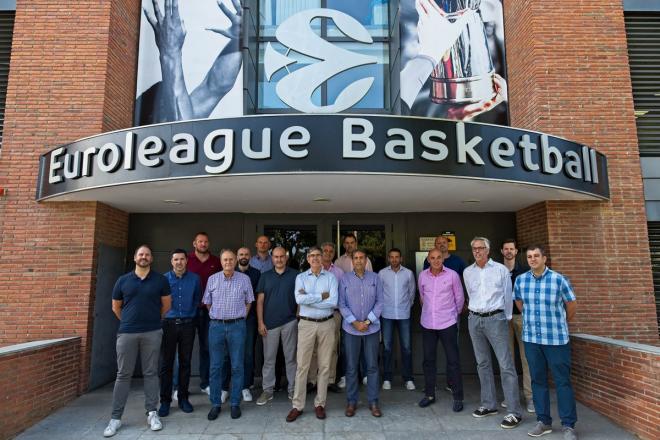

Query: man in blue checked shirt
<box><xmin>339</xmin><ymin>249</ymin><xmax>385</xmax><ymax>418</ymax></box>
<box><xmin>514</xmin><ymin>244</ymin><xmax>578</xmax><ymax>440</ymax></box>
<box><xmin>159</xmin><ymin>249</ymin><xmax>201</xmax><ymax>418</ymax></box>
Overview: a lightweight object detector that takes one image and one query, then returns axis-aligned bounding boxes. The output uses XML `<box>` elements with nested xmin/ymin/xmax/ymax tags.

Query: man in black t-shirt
<box><xmin>103</xmin><ymin>245</ymin><xmax>171</xmax><ymax>438</ymax></box>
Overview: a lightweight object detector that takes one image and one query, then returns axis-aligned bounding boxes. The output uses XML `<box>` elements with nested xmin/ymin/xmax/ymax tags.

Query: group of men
<box><xmin>103</xmin><ymin>232</ymin><xmax>579</xmax><ymax>440</ymax></box>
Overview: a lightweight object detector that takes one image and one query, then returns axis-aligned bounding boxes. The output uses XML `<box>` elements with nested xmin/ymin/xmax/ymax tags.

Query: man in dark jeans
<box><xmin>187</xmin><ymin>232</ymin><xmax>221</xmax><ymax>394</ymax></box>
<box><xmin>159</xmin><ymin>249</ymin><xmax>201</xmax><ymax>417</ymax></box>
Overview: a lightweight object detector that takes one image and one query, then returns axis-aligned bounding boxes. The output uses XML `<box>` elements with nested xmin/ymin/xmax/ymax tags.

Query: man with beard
<box><xmin>158</xmin><ymin>249</ymin><xmax>201</xmax><ymax>417</ymax></box>
<box><xmin>187</xmin><ymin>232</ymin><xmax>221</xmax><ymax>395</ymax></box>
<box><xmin>221</xmin><ymin>247</ymin><xmax>260</xmax><ymax>402</ymax></box>
<box><xmin>204</xmin><ymin>249</ymin><xmax>254</xmax><ymax>420</ymax></box>
<box><xmin>255</xmin><ymin>247</ymin><xmax>298</xmax><ymax>405</ymax></box>
<box><xmin>103</xmin><ymin>245</ymin><xmax>171</xmax><ymax>437</ymax></box>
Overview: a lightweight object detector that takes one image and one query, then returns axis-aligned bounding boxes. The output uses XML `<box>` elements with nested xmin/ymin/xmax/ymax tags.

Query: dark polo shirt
<box><xmin>112</xmin><ymin>270</ymin><xmax>170</xmax><ymax>334</ymax></box>
<box><xmin>256</xmin><ymin>267</ymin><xmax>298</xmax><ymax>329</ymax></box>
<box><xmin>238</xmin><ymin>265</ymin><xmax>261</xmax><ymax>319</ymax></box>
<box><xmin>509</xmin><ymin>261</ymin><xmax>529</xmax><ymax>314</ymax></box>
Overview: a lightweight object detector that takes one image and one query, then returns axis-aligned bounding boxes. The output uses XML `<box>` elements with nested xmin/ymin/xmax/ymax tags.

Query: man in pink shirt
<box><xmin>418</xmin><ymin>248</ymin><xmax>465</xmax><ymax>412</ymax></box>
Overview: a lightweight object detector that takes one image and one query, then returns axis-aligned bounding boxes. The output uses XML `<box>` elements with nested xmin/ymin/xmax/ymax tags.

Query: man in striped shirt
<box><xmin>514</xmin><ymin>244</ymin><xmax>578</xmax><ymax>440</ymax></box>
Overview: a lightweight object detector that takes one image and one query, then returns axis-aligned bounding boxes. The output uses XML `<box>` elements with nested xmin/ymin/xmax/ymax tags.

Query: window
<box><xmin>257</xmin><ymin>0</ymin><xmax>390</xmax><ymax>112</ymax></box>
<box><xmin>0</xmin><ymin>2</ymin><xmax>15</xmax><ymax>149</ymax></box>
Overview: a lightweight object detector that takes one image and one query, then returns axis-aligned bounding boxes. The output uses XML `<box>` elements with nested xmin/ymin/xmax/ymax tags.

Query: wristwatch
<box><xmin>364</xmin><ymin>319</ymin><xmax>371</xmax><ymax>326</ymax></box>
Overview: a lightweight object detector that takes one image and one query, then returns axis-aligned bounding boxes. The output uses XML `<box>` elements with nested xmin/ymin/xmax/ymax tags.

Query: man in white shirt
<box><xmin>463</xmin><ymin>237</ymin><xmax>522</xmax><ymax>430</ymax></box>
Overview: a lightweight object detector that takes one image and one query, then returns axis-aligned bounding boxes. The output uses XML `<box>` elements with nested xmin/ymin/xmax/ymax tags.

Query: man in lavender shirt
<box><xmin>418</xmin><ymin>248</ymin><xmax>465</xmax><ymax>412</ymax></box>
<box><xmin>203</xmin><ymin>249</ymin><xmax>254</xmax><ymax>421</ymax></box>
<box><xmin>339</xmin><ymin>249</ymin><xmax>384</xmax><ymax>418</ymax></box>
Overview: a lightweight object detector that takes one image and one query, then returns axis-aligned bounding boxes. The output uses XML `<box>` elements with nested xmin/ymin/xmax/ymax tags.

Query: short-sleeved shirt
<box><xmin>203</xmin><ymin>271</ymin><xmax>255</xmax><ymax>320</ymax></box>
<box><xmin>256</xmin><ymin>267</ymin><xmax>298</xmax><ymax>329</ymax></box>
<box><xmin>514</xmin><ymin>267</ymin><xmax>576</xmax><ymax>345</ymax></box>
<box><xmin>112</xmin><ymin>270</ymin><xmax>170</xmax><ymax>334</ymax></box>
<box><xmin>187</xmin><ymin>252</ymin><xmax>221</xmax><ymax>297</ymax></box>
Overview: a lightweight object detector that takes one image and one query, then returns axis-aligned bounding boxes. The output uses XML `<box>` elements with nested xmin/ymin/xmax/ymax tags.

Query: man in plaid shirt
<box><xmin>514</xmin><ymin>244</ymin><xmax>578</xmax><ymax>440</ymax></box>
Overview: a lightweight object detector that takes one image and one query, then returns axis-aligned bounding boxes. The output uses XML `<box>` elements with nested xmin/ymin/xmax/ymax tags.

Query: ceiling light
<box><xmin>462</xmin><ymin>199</ymin><xmax>481</xmax><ymax>203</ymax></box>
<box><xmin>163</xmin><ymin>199</ymin><xmax>183</xmax><ymax>204</ymax></box>
<box><xmin>313</xmin><ymin>197</ymin><xmax>331</xmax><ymax>202</ymax></box>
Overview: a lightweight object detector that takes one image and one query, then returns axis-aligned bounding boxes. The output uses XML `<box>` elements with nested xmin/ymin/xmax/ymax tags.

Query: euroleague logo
<box><xmin>264</xmin><ymin>9</ymin><xmax>377</xmax><ymax>113</ymax></box>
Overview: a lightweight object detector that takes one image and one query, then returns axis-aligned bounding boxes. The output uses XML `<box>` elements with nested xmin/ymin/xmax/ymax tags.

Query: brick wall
<box><xmin>0</xmin><ymin>338</ymin><xmax>81</xmax><ymax>439</ymax></box>
<box><xmin>506</xmin><ymin>0</ymin><xmax>659</xmax><ymax>343</ymax></box>
<box><xmin>0</xmin><ymin>0</ymin><xmax>138</xmax><ymax>392</ymax></box>
<box><xmin>571</xmin><ymin>334</ymin><xmax>660</xmax><ymax>440</ymax></box>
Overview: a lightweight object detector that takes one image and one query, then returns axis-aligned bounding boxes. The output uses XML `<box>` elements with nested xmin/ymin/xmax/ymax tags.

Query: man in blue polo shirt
<box><xmin>158</xmin><ymin>249</ymin><xmax>201</xmax><ymax>417</ymax></box>
<box><xmin>103</xmin><ymin>245</ymin><xmax>171</xmax><ymax>438</ymax></box>
<box><xmin>514</xmin><ymin>244</ymin><xmax>578</xmax><ymax>440</ymax></box>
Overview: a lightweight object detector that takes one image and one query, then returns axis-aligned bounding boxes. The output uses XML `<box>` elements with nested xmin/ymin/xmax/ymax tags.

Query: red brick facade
<box><xmin>0</xmin><ymin>338</ymin><xmax>81</xmax><ymax>439</ymax></box>
<box><xmin>572</xmin><ymin>335</ymin><xmax>660</xmax><ymax>440</ymax></box>
<box><xmin>507</xmin><ymin>0</ymin><xmax>659</xmax><ymax>343</ymax></box>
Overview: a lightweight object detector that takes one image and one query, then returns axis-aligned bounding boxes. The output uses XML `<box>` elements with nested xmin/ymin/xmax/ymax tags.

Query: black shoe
<box><xmin>306</xmin><ymin>382</ymin><xmax>317</xmax><ymax>393</ymax></box>
<box><xmin>178</xmin><ymin>399</ymin><xmax>194</xmax><ymax>413</ymax></box>
<box><xmin>158</xmin><ymin>402</ymin><xmax>170</xmax><ymax>417</ymax></box>
<box><xmin>418</xmin><ymin>396</ymin><xmax>436</xmax><ymax>408</ymax></box>
<box><xmin>500</xmin><ymin>413</ymin><xmax>522</xmax><ymax>429</ymax></box>
<box><xmin>230</xmin><ymin>406</ymin><xmax>242</xmax><ymax>419</ymax></box>
<box><xmin>327</xmin><ymin>383</ymin><xmax>340</xmax><ymax>393</ymax></box>
<box><xmin>472</xmin><ymin>406</ymin><xmax>498</xmax><ymax>418</ymax></box>
<box><xmin>453</xmin><ymin>400</ymin><xmax>464</xmax><ymax>412</ymax></box>
<box><xmin>207</xmin><ymin>406</ymin><xmax>221</xmax><ymax>420</ymax></box>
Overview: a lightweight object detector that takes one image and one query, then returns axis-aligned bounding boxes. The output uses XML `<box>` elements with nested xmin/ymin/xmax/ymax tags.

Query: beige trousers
<box><xmin>307</xmin><ymin>310</ymin><xmax>342</xmax><ymax>384</ymax></box>
<box><xmin>509</xmin><ymin>314</ymin><xmax>532</xmax><ymax>401</ymax></box>
<box><xmin>292</xmin><ymin>317</ymin><xmax>336</xmax><ymax>410</ymax></box>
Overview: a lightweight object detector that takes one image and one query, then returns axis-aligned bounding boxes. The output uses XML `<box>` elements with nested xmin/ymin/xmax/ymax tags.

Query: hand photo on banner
<box><xmin>134</xmin><ymin>0</ymin><xmax>244</xmax><ymax>126</ymax></box>
<box><xmin>400</xmin><ymin>0</ymin><xmax>508</xmax><ymax>124</ymax></box>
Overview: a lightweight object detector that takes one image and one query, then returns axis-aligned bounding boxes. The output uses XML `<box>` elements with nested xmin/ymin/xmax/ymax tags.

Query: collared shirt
<box><xmin>250</xmin><ymin>253</ymin><xmax>273</xmax><ymax>273</ymax></box>
<box><xmin>187</xmin><ymin>252</ymin><xmax>221</xmax><ymax>297</ymax></box>
<box><xmin>112</xmin><ymin>270</ymin><xmax>170</xmax><ymax>334</ymax></box>
<box><xmin>378</xmin><ymin>265</ymin><xmax>416</xmax><ymax>320</ymax></box>
<box><xmin>464</xmin><ymin>258</ymin><xmax>513</xmax><ymax>319</ymax></box>
<box><xmin>334</xmin><ymin>254</ymin><xmax>373</xmax><ymax>273</ymax></box>
<box><xmin>295</xmin><ymin>269</ymin><xmax>338</xmax><ymax>319</ymax></box>
<box><xmin>339</xmin><ymin>271</ymin><xmax>384</xmax><ymax>336</ymax></box>
<box><xmin>324</xmin><ymin>263</ymin><xmax>345</xmax><ymax>282</ymax></box>
<box><xmin>507</xmin><ymin>261</ymin><xmax>529</xmax><ymax>314</ymax></box>
<box><xmin>237</xmin><ymin>265</ymin><xmax>261</xmax><ymax>319</ymax></box>
<box><xmin>418</xmin><ymin>267</ymin><xmax>464</xmax><ymax>330</ymax></box>
<box><xmin>423</xmin><ymin>253</ymin><xmax>466</xmax><ymax>276</ymax></box>
<box><xmin>203</xmin><ymin>271</ymin><xmax>254</xmax><ymax>320</ymax></box>
<box><xmin>164</xmin><ymin>270</ymin><xmax>201</xmax><ymax>319</ymax></box>
<box><xmin>514</xmin><ymin>267</ymin><xmax>576</xmax><ymax>345</ymax></box>
<box><xmin>257</xmin><ymin>267</ymin><xmax>298</xmax><ymax>329</ymax></box>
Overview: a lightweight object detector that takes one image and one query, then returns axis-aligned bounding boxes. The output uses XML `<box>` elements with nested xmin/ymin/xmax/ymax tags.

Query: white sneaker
<box><xmin>147</xmin><ymin>411</ymin><xmax>162</xmax><ymax>431</ymax></box>
<box><xmin>172</xmin><ymin>390</ymin><xmax>178</xmax><ymax>401</ymax></box>
<box><xmin>501</xmin><ymin>401</ymin><xmax>507</xmax><ymax>408</ymax></box>
<box><xmin>527</xmin><ymin>400</ymin><xmax>535</xmax><ymax>413</ymax></box>
<box><xmin>221</xmin><ymin>390</ymin><xmax>229</xmax><ymax>404</ymax></box>
<box><xmin>103</xmin><ymin>419</ymin><xmax>121</xmax><ymax>437</ymax></box>
<box><xmin>362</xmin><ymin>377</ymin><xmax>368</xmax><ymax>385</ymax></box>
<box><xmin>201</xmin><ymin>386</ymin><xmax>210</xmax><ymax>395</ymax></box>
<box><xmin>405</xmin><ymin>380</ymin><xmax>416</xmax><ymax>390</ymax></box>
<box><xmin>242</xmin><ymin>388</ymin><xmax>253</xmax><ymax>402</ymax></box>
<box><xmin>382</xmin><ymin>380</ymin><xmax>391</xmax><ymax>390</ymax></box>
<box><xmin>337</xmin><ymin>376</ymin><xmax>346</xmax><ymax>389</ymax></box>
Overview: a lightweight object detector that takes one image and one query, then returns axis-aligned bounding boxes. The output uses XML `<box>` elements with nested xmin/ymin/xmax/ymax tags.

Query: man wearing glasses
<box><xmin>463</xmin><ymin>237</ymin><xmax>523</xmax><ymax>429</ymax></box>
<box><xmin>286</xmin><ymin>247</ymin><xmax>338</xmax><ymax>422</ymax></box>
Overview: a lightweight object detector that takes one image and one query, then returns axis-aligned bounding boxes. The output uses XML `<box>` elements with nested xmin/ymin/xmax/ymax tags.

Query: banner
<box><xmin>134</xmin><ymin>0</ymin><xmax>244</xmax><ymax>126</ymax></box>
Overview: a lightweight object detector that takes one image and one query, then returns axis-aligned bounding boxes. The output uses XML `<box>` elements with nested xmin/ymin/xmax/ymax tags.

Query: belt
<box><xmin>469</xmin><ymin>309</ymin><xmax>504</xmax><ymax>317</ymax></box>
<box><xmin>163</xmin><ymin>318</ymin><xmax>195</xmax><ymax>324</ymax></box>
<box><xmin>211</xmin><ymin>317</ymin><xmax>245</xmax><ymax>324</ymax></box>
<box><xmin>299</xmin><ymin>315</ymin><xmax>333</xmax><ymax>323</ymax></box>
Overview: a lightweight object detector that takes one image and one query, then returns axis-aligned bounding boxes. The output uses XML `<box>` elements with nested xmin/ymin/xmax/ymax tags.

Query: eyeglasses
<box><xmin>471</xmin><ymin>246</ymin><xmax>487</xmax><ymax>252</ymax></box>
<box><xmin>308</xmin><ymin>253</ymin><xmax>322</xmax><ymax>258</ymax></box>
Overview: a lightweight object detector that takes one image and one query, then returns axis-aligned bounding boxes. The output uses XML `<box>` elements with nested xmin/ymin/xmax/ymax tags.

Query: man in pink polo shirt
<box><xmin>418</xmin><ymin>248</ymin><xmax>465</xmax><ymax>412</ymax></box>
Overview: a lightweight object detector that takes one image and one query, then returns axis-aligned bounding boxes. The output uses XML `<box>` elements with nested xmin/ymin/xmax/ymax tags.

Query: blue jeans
<box><xmin>344</xmin><ymin>331</ymin><xmax>380</xmax><ymax>406</ymax></box>
<box><xmin>524</xmin><ymin>341</ymin><xmax>577</xmax><ymax>428</ymax></box>
<box><xmin>209</xmin><ymin>319</ymin><xmax>246</xmax><ymax>407</ymax></box>
<box><xmin>381</xmin><ymin>318</ymin><xmax>413</xmax><ymax>382</ymax></box>
<box><xmin>222</xmin><ymin>314</ymin><xmax>257</xmax><ymax>390</ymax></box>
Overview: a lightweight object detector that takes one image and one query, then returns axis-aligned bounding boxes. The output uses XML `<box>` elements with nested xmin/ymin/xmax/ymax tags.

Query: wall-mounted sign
<box><xmin>419</xmin><ymin>237</ymin><xmax>436</xmax><ymax>251</ymax></box>
<box><xmin>36</xmin><ymin>115</ymin><xmax>609</xmax><ymax>201</ymax></box>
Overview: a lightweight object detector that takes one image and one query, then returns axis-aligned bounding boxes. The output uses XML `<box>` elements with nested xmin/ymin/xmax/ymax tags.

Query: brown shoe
<box><xmin>286</xmin><ymin>408</ymin><xmax>303</xmax><ymax>422</ymax></box>
<box><xmin>314</xmin><ymin>406</ymin><xmax>326</xmax><ymax>419</ymax></box>
<box><xmin>369</xmin><ymin>404</ymin><xmax>382</xmax><ymax>417</ymax></box>
<box><xmin>345</xmin><ymin>404</ymin><xmax>356</xmax><ymax>417</ymax></box>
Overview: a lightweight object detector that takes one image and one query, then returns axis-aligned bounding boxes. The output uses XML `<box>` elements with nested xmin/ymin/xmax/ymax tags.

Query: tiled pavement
<box><xmin>15</xmin><ymin>377</ymin><xmax>635</xmax><ymax>440</ymax></box>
